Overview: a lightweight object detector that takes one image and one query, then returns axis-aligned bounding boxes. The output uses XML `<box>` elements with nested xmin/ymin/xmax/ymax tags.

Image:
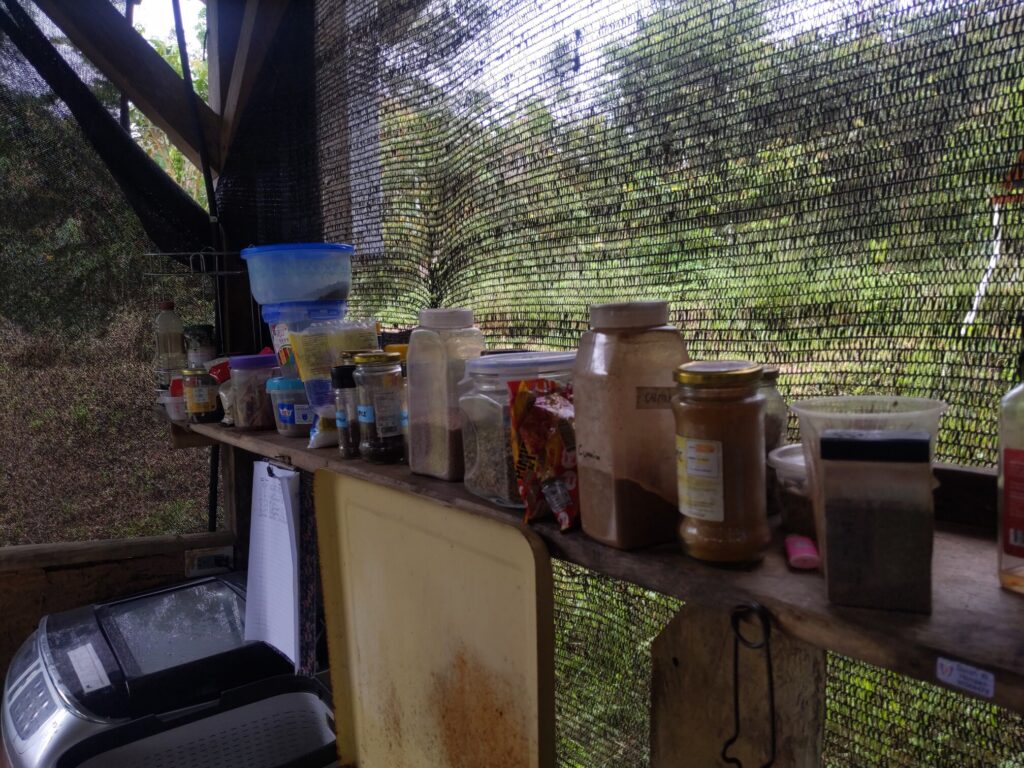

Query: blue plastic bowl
<box><xmin>241</xmin><ymin>243</ymin><xmax>353</xmax><ymax>304</ymax></box>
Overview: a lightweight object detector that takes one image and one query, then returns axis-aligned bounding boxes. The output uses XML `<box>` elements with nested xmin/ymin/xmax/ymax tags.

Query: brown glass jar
<box><xmin>183</xmin><ymin>368</ymin><xmax>223</xmax><ymax>424</ymax></box>
<box><xmin>673</xmin><ymin>361</ymin><xmax>769</xmax><ymax>563</ymax></box>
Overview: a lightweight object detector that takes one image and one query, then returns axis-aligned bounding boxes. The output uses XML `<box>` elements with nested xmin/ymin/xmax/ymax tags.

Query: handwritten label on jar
<box><xmin>635</xmin><ymin>386</ymin><xmax>676</xmax><ymax>409</ymax></box>
<box><xmin>936</xmin><ymin>658</ymin><xmax>994</xmax><ymax>699</ymax></box>
<box><xmin>676</xmin><ymin>436</ymin><xmax>724</xmax><ymax>522</ymax></box>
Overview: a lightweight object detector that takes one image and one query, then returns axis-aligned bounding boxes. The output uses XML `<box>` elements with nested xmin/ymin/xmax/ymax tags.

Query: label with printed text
<box><xmin>936</xmin><ymin>658</ymin><xmax>994</xmax><ymax>699</ymax></box>
<box><xmin>1003</xmin><ymin>448</ymin><xmax>1024</xmax><ymax>557</ymax></box>
<box><xmin>676</xmin><ymin>436</ymin><xmax>724</xmax><ymax>522</ymax></box>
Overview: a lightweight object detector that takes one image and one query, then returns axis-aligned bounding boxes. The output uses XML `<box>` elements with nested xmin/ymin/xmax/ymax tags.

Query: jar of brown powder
<box><xmin>673</xmin><ymin>360</ymin><xmax>770</xmax><ymax>563</ymax></box>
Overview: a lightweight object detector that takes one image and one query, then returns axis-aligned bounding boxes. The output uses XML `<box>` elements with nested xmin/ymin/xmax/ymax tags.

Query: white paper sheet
<box><xmin>244</xmin><ymin>461</ymin><xmax>300</xmax><ymax>669</ymax></box>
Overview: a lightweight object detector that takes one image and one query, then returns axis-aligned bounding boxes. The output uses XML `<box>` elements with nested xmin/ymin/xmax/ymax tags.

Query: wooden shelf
<box><xmin>190</xmin><ymin>422</ymin><xmax>1024</xmax><ymax>712</ymax></box>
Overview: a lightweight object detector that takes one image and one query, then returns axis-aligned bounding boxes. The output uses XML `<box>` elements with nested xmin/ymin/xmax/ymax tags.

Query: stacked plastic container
<box><xmin>242</xmin><ymin>243</ymin><xmax>355</xmax><ymax>377</ymax></box>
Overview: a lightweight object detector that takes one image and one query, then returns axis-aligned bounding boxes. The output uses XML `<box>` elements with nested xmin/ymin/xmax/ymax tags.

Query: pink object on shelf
<box><xmin>785</xmin><ymin>534</ymin><xmax>821</xmax><ymax>570</ymax></box>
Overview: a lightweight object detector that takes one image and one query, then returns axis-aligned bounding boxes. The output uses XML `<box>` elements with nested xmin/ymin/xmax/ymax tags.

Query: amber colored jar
<box><xmin>183</xmin><ymin>368</ymin><xmax>222</xmax><ymax>424</ymax></box>
<box><xmin>673</xmin><ymin>361</ymin><xmax>769</xmax><ymax>562</ymax></box>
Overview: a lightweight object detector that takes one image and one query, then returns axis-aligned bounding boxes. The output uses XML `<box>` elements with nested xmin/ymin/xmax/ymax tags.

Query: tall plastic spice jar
<box><xmin>354</xmin><ymin>351</ymin><xmax>405</xmax><ymax>463</ymax></box>
<box><xmin>574</xmin><ymin>301</ymin><xmax>689</xmax><ymax>550</ymax></box>
<box><xmin>459</xmin><ymin>352</ymin><xmax>576</xmax><ymax>507</ymax></box>
<box><xmin>229</xmin><ymin>354</ymin><xmax>278</xmax><ymax>430</ymax></box>
<box><xmin>331</xmin><ymin>362</ymin><xmax>360</xmax><ymax>459</ymax></box>
<box><xmin>673</xmin><ymin>361</ymin><xmax>769</xmax><ymax>563</ymax></box>
<box><xmin>407</xmin><ymin>308</ymin><xmax>485</xmax><ymax>480</ymax></box>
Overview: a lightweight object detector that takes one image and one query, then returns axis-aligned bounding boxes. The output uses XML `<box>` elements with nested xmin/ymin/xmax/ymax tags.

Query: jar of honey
<box><xmin>673</xmin><ymin>360</ymin><xmax>769</xmax><ymax>562</ymax></box>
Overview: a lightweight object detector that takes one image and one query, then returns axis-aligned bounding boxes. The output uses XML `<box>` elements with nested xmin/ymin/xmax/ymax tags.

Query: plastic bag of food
<box><xmin>290</xmin><ymin>319</ymin><xmax>378</xmax><ymax>417</ymax></box>
<box><xmin>308</xmin><ymin>412</ymin><xmax>339</xmax><ymax>449</ymax></box>
<box><xmin>509</xmin><ymin>378</ymin><xmax>579</xmax><ymax>531</ymax></box>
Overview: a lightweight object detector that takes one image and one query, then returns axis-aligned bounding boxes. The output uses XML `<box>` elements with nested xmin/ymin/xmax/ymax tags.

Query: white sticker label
<box><xmin>936</xmin><ymin>657</ymin><xmax>994</xmax><ymax>699</ymax></box>
<box><xmin>677</xmin><ymin>436</ymin><xmax>724</xmax><ymax>522</ymax></box>
<box><xmin>67</xmin><ymin>643</ymin><xmax>111</xmax><ymax>693</ymax></box>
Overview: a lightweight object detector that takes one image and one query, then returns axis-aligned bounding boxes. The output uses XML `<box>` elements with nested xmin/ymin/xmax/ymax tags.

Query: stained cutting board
<box><xmin>314</xmin><ymin>470</ymin><xmax>554</xmax><ymax>768</ymax></box>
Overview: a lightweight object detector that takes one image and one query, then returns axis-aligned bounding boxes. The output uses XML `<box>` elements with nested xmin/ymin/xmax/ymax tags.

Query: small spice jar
<box><xmin>354</xmin><ymin>351</ymin><xmax>406</xmax><ymax>463</ymax></box>
<box><xmin>759</xmin><ymin>365</ymin><xmax>787</xmax><ymax>454</ymax></box>
<box><xmin>183</xmin><ymin>368</ymin><xmax>222</xmax><ymax>424</ymax></box>
<box><xmin>459</xmin><ymin>351</ymin><xmax>576</xmax><ymax>507</ymax></box>
<box><xmin>673</xmin><ymin>360</ymin><xmax>769</xmax><ymax>563</ymax></box>
<box><xmin>184</xmin><ymin>324</ymin><xmax>217</xmax><ymax>368</ymax></box>
<box><xmin>331</xmin><ymin>361</ymin><xmax>360</xmax><ymax>459</ymax></box>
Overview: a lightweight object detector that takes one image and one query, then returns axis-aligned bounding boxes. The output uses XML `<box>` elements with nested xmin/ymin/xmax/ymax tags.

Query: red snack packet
<box><xmin>508</xmin><ymin>378</ymin><xmax>579</xmax><ymax>531</ymax></box>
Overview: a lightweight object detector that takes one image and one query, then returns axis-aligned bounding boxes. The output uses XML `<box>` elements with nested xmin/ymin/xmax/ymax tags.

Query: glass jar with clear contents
<box><xmin>673</xmin><ymin>360</ymin><xmax>769</xmax><ymax>563</ymax></box>
<box><xmin>459</xmin><ymin>352</ymin><xmax>576</xmax><ymax>507</ymax></box>
<box><xmin>759</xmin><ymin>365</ymin><xmax>787</xmax><ymax>454</ymax></box>
<box><xmin>354</xmin><ymin>351</ymin><xmax>405</xmax><ymax>463</ymax></box>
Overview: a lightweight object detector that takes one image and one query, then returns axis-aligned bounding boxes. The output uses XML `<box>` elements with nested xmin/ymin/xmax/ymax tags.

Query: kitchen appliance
<box><xmin>1</xmin><ymin>574</ymin><xmax>293</xmax><ymax>768</ymax></box>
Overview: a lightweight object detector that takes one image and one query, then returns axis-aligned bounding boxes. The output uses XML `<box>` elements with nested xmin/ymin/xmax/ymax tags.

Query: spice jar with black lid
<box><xmin>673</xmin><ymin>360</ymin><xmax>769</xmax><ymax>563</ymax></box>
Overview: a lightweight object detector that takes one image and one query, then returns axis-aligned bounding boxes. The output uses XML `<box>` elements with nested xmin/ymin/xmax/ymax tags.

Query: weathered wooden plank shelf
<box><xmin>189</xmin><ymin>422</ymin><xmax>1024</xmax><ymax>712</ymax></box>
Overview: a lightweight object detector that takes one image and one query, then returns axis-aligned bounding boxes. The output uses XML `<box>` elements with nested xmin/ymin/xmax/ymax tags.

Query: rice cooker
<box><xmin>1</xmin><ymin>574</ymin><xmax>291</xmax><ymax>768</ymax></box>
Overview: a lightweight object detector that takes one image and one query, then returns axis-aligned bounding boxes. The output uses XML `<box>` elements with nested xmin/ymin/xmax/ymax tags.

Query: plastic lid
<box><xmin>181</xmin><ymin>368</ymin><xmax>209</xmax><ymax>376</ymax></box>
<box><xmin>383</xmin><ymin>343</ymin><xmax>409</xmax><ymax>361</ymax></box>
<box><xmin>330</xmin><ymin>364</ymin><xmax>356</xmax><ymax>388</ymax></box>
<box><xmin>241</xmin><ymin>242</ymin><xmax>354</xmax><ymax>258</ymax></box>
<box><xmin>675</xmin><ymin>360</ymin><xmax>762</xmax><ymax>387</ymax></box>
<box><xmin>761</xmin><ymin>365</ymin><xmax>780</xmax><ymax>382</ymax></box>
<box><xmin>353</xmin><ymin>351</ymin><xmax>401</xmax><ymax>365</ymax></box>
<box><xmin>768</xmin><ymin>443</ymin><xmax>806</xmax><ymax>476</ymax></box>
<box><xmin>418</xmin><ymin>308</ymin><xmax>475</xmax><ymax>330</ymax></box>
<box><xmin>590</xmin><ymin>301</ymin><xmax>669</xmax><ymax>329</ymax></box>
<box><xmin>158</xmin><ymin>300</ymin><xmax>175</xmax><ymax>311</ymax></box>
<box><xmin>266</xmin><ymin>377</ymin><xmax>305</xmax><ymax>392</ymax></box>
<box><xmin>820</xmin><ymin>429</ymin><xmax>930</xmax><ymax>463</ymax></box>
<box><xmin>229</xmin><ymin>353</ymin><xmax>278</xmax><ymax>370</ymax></box>
<box><xmin>465</xmin><ymin>351</ymin><xmax>576</xmax><ymax>377</ymax></box>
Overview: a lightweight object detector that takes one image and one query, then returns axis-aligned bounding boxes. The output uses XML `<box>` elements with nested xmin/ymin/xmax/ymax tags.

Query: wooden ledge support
<box><xmin>651</xmin><ymin>603</ymin><xmax>826</xmax><ymax>768</ymax></box>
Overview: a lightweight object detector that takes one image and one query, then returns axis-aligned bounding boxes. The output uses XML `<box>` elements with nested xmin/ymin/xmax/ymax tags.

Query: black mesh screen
<box><xmin>317</xmin><ymin>0</ymin><xmax>1024</xmax><ymax>764</ymax></box>
<box><xmin>318</xmin><ymin>0</ymin><xmax>1024</xmax><ymax>468</ymax></box>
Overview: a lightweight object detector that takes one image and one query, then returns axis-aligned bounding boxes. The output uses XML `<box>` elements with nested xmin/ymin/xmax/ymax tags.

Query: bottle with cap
<box><xmin>407</xmin><ymin>308</ymin><xmax>485</xmax><ymax>481</ymax></box>
<box><xmin>574</xmin><ymin>301</ymin><xmax>689</xmax><ymax>550</ymax></box>
<box><xmin>331</xmin><ymin>361</ymin><xmax>360</xmax><ymax>459</ymax></box>
<box><xmin>153</xmin><ymin>299</ymin><xmax>187</xmax><ymax>388</ymax></box>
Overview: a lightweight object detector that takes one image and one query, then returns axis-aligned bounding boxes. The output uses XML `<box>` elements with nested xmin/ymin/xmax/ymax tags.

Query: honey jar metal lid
<box><xmin>674</xmin><ymin>360</ymin><xmax>763</xmax><ymax>386</ymax></box>
<box><xmin>353</xmin><ymin>351</ymin><xmax>400</xmax><ymax>365</ymax></box>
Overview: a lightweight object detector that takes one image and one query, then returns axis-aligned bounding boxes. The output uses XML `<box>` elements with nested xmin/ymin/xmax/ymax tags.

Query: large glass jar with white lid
<box><xmin>459</xmin><ymin>351</ymin><xmax>576</xmax><ymax>507</ymax></box>
<box><xmin>407</xmin><ymin>308</ymin><xmax>486</xmax><ymax>480</ymax></box>
<box><xmin>574</xmin><ymin>301</ymin><xmax>689</xmax><ymax>550</ymax></box>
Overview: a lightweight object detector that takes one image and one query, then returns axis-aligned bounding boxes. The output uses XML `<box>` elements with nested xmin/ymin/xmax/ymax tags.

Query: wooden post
<box><xmin>651</xmin><ymin>603</ymin><xmax>826</xmax><ymax>768</ymax></box>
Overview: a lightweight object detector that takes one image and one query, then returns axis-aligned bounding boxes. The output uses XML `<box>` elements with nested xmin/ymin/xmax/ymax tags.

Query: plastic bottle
<box><xmin>575</xmin><ymin>301</ymin><xmax>689</xmax><ymax>549</ymax></box>
<box><xmin>153</xmin><ymin>300</ymin><xmax>187</xmax><ymax>388</ymax></box>
<box><xmin>999</xmin><ymin>381</ymin><xmax>1024</xmax><ymax>594</ymax></box>
<box><xmin>407</xmin><ymin>308</ymin><xmax>485</xmax><ymax>480</ymax></box>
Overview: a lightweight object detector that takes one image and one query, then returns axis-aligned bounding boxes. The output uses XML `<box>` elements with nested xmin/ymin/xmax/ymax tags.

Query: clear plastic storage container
<box><xmin>999</xmin><ymin>380</ymin><xmax>1024</xmax><ymax>594</ymax></box>
<box><xmin>407</xmin><ymin>308</ymin><xmax>485</xmax><ymax>481</ymax></box>
<box><xmin>241</xmin><ymin>243</ymin><xmax>353</xmax><ymax>304</ymax></box>
<box><xmin>266</xmin><ymin>377</ymin><xmax>313</xmax><ymax>437</ymax></box>
<box><xmin>229</xmin><ymin>353</ymin><xmax>278</xmax><ymax>430</ymax></box>
<box><xmin>574</xmin><ymin>301</ymin><xmax>689</xmax><ymax>550</ymax></box>
<box><xmin>759</xmin><ymin>366</ymin><xmax>787</xmax><ymax>453</ymax></box>
<box><xmin>767</xmin><ymin>443</ymin><xmax>814</xmax><ymax>537</ymax></box>
<box><xmin>262</xmin><ymin>300</ymin><xmax>347</xmax><ymax>377</ymax></box>
<box><xmin>459</xmin><ymin>351</ymin><xmax>576</xmax><ymax>507</ymax></box>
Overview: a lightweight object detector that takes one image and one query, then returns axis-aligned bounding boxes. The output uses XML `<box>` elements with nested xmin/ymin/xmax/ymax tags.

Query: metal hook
<box><xmin>721</xmin><ymin>602</ymin><xmax>776</xmax><ymax>768</ymax></box>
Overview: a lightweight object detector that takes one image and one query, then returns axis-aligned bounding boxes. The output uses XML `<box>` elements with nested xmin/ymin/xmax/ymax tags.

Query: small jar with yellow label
<box><xmin>183</xmin><ymin>368</ymin><xmax>223</xmax><ymax>424</ymax></box>
<box><xmin>673</xmin><ymin>360</ymin><xmax>769</xmax><ymax>562</ymax></box>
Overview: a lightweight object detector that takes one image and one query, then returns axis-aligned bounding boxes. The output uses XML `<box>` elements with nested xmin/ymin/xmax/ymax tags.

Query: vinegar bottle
<box><xmin>999</xmin><ymin>380</ymin><xmax>1024</xmax><ymax>594</ymax></box>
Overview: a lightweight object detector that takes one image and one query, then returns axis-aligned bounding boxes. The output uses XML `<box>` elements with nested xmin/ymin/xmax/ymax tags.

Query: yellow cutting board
<box><xmin>314</xmin><ymin>470</ymin><xmax>555</xmax><ymax>768</ymax></box>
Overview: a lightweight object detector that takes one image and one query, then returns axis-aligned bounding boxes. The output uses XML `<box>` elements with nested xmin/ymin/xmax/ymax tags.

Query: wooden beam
<box><xmin>34</xmin><ymin>0</ymin><xmax>223</xmax><ymax>173</ymax></box>
<box><xmin>206</xmin><ymin>0</ymin><xmax>245</xmax><ymax>116</ymax></box>
<box><xmin>220</xmin><ymin>0</ymin><xmax>290</xmax><ymax>163</ymax></box>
